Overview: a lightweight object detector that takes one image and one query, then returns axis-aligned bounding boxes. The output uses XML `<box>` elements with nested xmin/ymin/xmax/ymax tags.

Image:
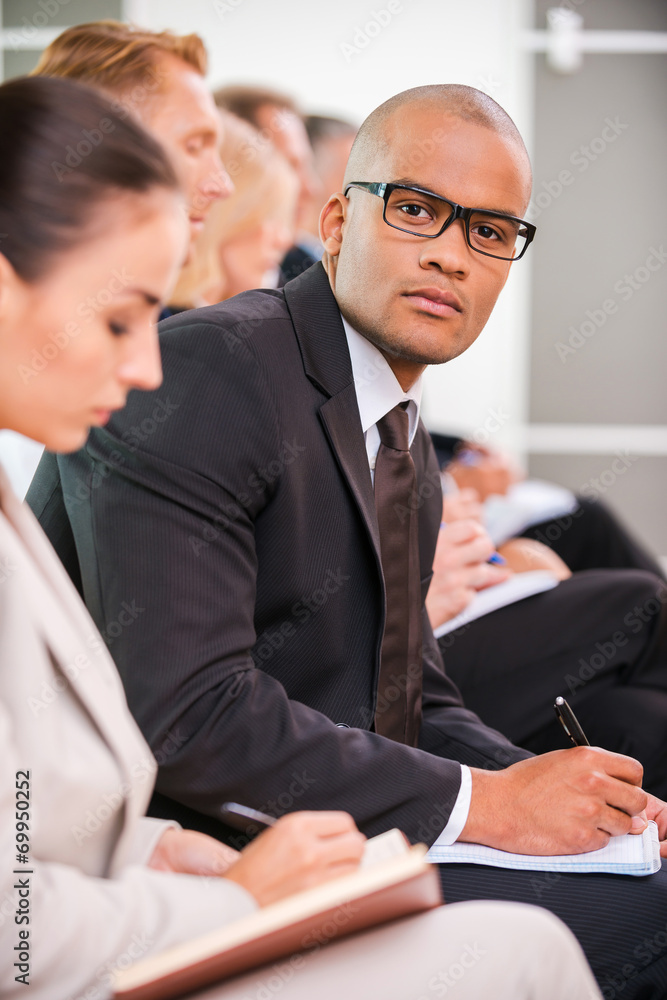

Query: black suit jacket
<box><xmin>27</xmin><ymin>263</ymin><xmax>529</xmax><ymax>844</ymax></box>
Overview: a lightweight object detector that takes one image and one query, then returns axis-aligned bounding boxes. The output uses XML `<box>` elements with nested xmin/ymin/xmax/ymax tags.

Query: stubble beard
<box><xmin>341</xmin><ymin>301</ymin><xmax>469</xmax><ymax>367</ymax></box>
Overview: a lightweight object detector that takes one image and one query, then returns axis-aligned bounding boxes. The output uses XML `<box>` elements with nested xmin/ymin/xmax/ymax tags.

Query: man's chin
<box><xmin>370</xmin><ymin>327</ymin><xmax>470</xmax><ymax>367</ymax></box>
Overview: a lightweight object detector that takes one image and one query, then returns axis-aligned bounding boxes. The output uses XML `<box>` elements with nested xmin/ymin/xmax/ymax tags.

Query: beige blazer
<box><xmin>0</xmin><ymin>466</ymin><xmax>256</xmax><ymax>1000</ymax></box>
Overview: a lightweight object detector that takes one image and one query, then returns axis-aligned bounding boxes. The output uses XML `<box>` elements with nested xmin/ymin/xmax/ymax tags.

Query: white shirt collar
<box><xmin>342</xmin><ymin>315</ymin><xmax>422</xmax><ymax>450</ymax></box>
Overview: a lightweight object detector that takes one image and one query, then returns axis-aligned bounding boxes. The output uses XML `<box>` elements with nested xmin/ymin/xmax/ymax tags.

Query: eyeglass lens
<box><xmin>384</xmin><ymin>187</ymin><xmax>528</xmax><ymax>260</ymax></box>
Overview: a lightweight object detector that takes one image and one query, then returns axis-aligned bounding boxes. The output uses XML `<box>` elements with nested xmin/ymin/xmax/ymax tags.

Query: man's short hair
<box><xmin>214</xmin><ymin>84</ymin><xmax>299</xmax><ymax>126</ymax></box>
<box><xmin>345</xmin><ymin>84</ymin><xmax>529</xmax><ymax>185</ymax></box>
<box><xmin>32</xmin><ymin>20</ymin><xmax>207</xmax><ymax>95</ymax></box>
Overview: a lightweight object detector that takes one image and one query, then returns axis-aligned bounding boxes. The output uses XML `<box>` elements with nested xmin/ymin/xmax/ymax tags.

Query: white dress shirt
<box><xmin>342</xmin><ymin>316</ymin><xmax>471</xmax><ymax>845</ymax></box>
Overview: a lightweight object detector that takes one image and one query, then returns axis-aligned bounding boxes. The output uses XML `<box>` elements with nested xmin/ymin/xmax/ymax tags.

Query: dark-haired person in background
<box><xmin>291</xmin><ymin>115</ymin><xmax>360</xmax><ymax>268</ymax></box>
<box><xmin>26</xmin><ymin>80</ymin><xmax>667</xmax><ymax>996</ymax></box>
<box><xmin>0</xmin><ymin>72</ymin><xmax>602</xmax><ymax>1000</ymax></box>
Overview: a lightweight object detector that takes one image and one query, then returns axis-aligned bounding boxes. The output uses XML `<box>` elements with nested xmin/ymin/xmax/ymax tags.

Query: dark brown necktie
<box><xmin>373</xmin><ymin>403</ymin><xmax>423</xmax><ymax>746</ymax></box>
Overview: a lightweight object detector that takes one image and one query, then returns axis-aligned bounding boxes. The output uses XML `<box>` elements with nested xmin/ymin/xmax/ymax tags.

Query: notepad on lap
<box><xmin>433</xmin><ymin>570</ymin><xmax>560</xmax><ymax>638</ymax></box>
<box><xmin>427</xmin><ymin>820</ymin><xmax>660</xmax><ymax>876</ymax></box>
<box><xmin>114</xmin><ymin>829</ymin><xmax>442</xmax><ymax>1000</ymax></box>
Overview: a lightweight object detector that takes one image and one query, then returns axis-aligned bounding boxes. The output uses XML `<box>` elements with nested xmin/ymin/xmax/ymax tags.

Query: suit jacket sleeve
<box><xmin>27</xmin><ymin>317</ymin><xmax>528</xmax><ymax>846</ymax></box>
<box><xmin>0</xmin><ymin>700</ymin><xmax>257</xmax><ymax>1000</ymax></box>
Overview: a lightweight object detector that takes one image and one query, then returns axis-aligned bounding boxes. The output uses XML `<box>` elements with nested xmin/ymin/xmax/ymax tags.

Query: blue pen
<box><xmin>440</xmin><ymin>521</ymin><xmax>506</xmax><ymax>566</ymax></box>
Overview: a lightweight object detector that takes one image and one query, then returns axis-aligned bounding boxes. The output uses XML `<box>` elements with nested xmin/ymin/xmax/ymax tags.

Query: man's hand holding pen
<box><xmin>461</xmin><ymin>747</ymin><xmax>652</xmax><ymax>857</ymax></box>
<box><xmin>458</xmin><ymin>696</ymin><xmax>667</xmax><ymax>857</ymax></box>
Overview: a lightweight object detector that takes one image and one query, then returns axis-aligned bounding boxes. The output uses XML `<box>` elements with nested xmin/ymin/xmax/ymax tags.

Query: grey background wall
<box><xmin>527</xmin><ymin>0</ymin><xmax>667</xmax><ymax>557</ymax></box>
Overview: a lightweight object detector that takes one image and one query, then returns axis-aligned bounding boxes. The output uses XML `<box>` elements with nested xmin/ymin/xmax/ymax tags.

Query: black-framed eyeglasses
<box><xmin>343</xmin><ymin>181</ymin><xmax>536</xmax><ymax>262</ymax></box>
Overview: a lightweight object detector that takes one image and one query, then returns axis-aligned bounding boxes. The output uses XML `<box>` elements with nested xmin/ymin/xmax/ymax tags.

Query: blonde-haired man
<box><xmin>34</xmin><ymin>20</ymin><xmax>232</xmax><ymax>247</ymax></box>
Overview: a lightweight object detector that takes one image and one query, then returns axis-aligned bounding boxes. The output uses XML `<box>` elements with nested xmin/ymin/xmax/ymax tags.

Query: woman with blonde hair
<box><xmin>172</xmin><ymin>110</ymin><xmax>299</xmax><ymax>307</ymax></box>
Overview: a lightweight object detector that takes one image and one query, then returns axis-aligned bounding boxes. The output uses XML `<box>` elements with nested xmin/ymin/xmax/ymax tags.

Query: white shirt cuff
<box><xmin>431</xmin><ymin>765</ymin><xmax>472</xmax><ymax>846</ymax></box>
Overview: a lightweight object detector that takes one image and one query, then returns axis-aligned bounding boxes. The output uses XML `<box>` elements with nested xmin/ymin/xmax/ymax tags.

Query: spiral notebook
<box><xmin>427</xmin><ymin>821</ymin><xmax>661</xmax><ymax>876</ymax></box>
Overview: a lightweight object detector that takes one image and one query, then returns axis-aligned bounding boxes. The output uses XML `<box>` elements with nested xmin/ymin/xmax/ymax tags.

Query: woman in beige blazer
<box><xmin>0</xmin><ymin>74</ymin><xmax>601</xmax><ymax>1000</ymax></box>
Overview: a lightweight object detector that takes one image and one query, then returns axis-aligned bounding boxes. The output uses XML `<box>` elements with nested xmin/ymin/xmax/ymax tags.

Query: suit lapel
<box><xmin>284</xmin><ymin>265</ymin><xmax>380</xmax><ymax>556</ymax></box>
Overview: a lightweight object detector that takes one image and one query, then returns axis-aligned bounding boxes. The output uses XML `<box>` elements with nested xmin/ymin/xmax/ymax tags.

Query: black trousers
<box><xmin>438</xmin><ymin>862</ymin><xmax>667</xmax><ymax>999</ymax></box>
<box><xmin>440</xmin><ymin>569</ymin><xmax>667</xmax><ymax>799</ymax></box>
<box><xmin>522</xmin><ymin>496</ymin><xmax>665</xmax><ymax>579</ymax></box>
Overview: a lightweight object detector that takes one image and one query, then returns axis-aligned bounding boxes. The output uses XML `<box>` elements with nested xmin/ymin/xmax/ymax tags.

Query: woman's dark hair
<box><xmin>0</xmin><ymin>75</ymin><xmax>179</xmax><ymax>281</ymax></box>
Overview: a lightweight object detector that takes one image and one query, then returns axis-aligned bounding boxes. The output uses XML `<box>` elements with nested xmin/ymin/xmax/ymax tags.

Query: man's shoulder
<box><xmin>160</xmin><ymin>288</ymin><xmax>290</xmax><ymax>340</ymax></box>
<box><xmin>154</xmin><ymin>289</ymin><xmax>299</xmax><ymax>386</ymax></box>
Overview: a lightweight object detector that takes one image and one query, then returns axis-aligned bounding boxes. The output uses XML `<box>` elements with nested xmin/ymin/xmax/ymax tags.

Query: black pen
<box><xmin>220</xmin><ymin>801</ymin><xmax>277</xmax><ymax>833</ymax></box>
<box><xmin>554</xmin><ymin>696</ymin><xmax>590</xmax><ymax>747</ymax></box>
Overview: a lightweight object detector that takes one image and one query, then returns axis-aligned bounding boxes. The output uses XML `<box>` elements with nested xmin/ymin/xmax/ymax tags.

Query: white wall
<box><xmin>130</xmin><ymin>0</ymin><xmax>536</xmax><ymax>453</ymax></box>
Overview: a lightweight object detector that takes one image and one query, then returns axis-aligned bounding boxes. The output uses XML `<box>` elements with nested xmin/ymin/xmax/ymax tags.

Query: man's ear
<box><xmin>319</xmin><ymin>194</ymin><xmax>347</xmax><ymax>258</ymax></box>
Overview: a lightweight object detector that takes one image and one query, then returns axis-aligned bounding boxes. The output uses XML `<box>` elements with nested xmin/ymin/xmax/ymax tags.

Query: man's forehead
<box><xmin>144</xmin><ymin>57</ymin><xmax>220</xmax><ymax>135</ymax></box>
<box><xmin>360</xmin><ymin>106</ymin><xmax>531</xmax><ymax>213</ymax></box>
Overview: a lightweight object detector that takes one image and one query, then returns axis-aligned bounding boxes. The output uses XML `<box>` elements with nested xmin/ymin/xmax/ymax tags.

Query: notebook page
<box><xmin>427</xmin><ymin>821</ymin><xmax>660</xmax><ymax>876</ymax></box>
<box><xmin>433</xmin><ymin>571</ymin><xmax>559</xmax><ymax>638</ymax></box>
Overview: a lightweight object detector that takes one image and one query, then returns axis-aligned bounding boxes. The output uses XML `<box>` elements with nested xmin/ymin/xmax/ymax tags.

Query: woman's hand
<box><xmin>223</xmin><ymin>811</ymin><xmax>366</xmax><ymax>906</ymax></box>
<box><xmin>426</xmin><ymin>519</ymin><xmax>511</xmax><ymax>629</ymax></box>
<box><xmin>447</xmin><ymin>443</ymin><xmax>522</xmax><ymax>501</ymax></box>
<box><xmin>148</xmin><ymin>828</ymin><xmax>241</xmax><ymax>876</ymax></box>
<box><xmin>441</xmin><ymin>487</ymin><xmax>484</xmax><ymax>525</ymax></box>
<box><xmin>497</xmin><ymin>538</ymin><xmax>572</xmax><ymax>581</ymax></box>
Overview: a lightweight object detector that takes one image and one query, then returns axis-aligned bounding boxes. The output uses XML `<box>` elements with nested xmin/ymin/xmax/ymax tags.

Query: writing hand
<box><xmin>441</xmin><ymin>488</ymin><xmax>484</xmax><ymax>525</ymax></box>
<box><xmin>426</xmin><ymin>519</ymin><xmax>510</xmax><ymax>628</ymax></box>
<box><xmin>462</xmin><ymin>746</ymin><xmax>647</xmax><ymax>856</ymax></box>
<box><xmin>448</xmin><ymin>443</ymin><xmax>521</xmax><ymax>501</ymax></box>
<box><xmin>148</xmin><ymin>828</ymin><xmax>241</xmax><ymax>876</ymax></box>
<box><xmin>496</xmin><ymin>538</ymin><xmax>572</xmax><ymax>581</ymax></box>
<box><xmin>223</xmin><ymin>811</ymin><xmax>366</xmax><ymax>906</ymax></box>
<box><xmin>645</xmin><ymin>793</ymin><xmax>667</xmax><ymax>858</ymax></box>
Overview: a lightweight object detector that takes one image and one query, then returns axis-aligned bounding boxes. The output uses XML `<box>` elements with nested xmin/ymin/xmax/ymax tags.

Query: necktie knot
<box><xmin>377</xmin><ymin>403</ymin><xmax>410</xmax><ymax>452</ymax></box>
